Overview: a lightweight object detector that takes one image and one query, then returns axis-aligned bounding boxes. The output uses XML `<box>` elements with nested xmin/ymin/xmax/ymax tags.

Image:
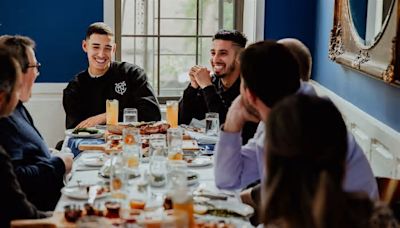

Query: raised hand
<box><xmin>223</xmin><ymin>96</ymin><xmax>260</xmax><ymax>133</ymax></box>
<box><xmin>191</xmin><ymin>66</ymin><xmax>212</xmax><ymax>89</ymax></box>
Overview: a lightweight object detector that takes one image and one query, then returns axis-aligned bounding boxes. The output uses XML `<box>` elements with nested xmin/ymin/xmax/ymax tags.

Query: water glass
<box><xmin>110</xmin><ymin>153</ymin><xmax>128</xmax><ymax>201</ymax></box>
<box><xmin>166</xmin><ymin>100</ymin><xmax>178</xmax><ymax>128</ymax></box>
<box><xmin>149</xmin><ymin>134</ymin><xmax>167</xmax><ymax>157</ymax></box>
<box><xmin>167</xmin><ymin>128</ymin><xmax>183</xmax><ymax>160</ymax></box>
<box><xmin>205</xmin><ymin>112</ymin><xmax>219</xmax><ymax>136</ymax></box>
<box><xmin>149</xmin><ymin>155</ymin><xmax>167</xmax><ymax>187</ymax></box>
<box><xmin>106</xmin><ymin>99</ymin><xmax>119</xmax><ymax>125</ymax></box>
<box><xmin>127</xmin><ymin>170</ymin><xmax>149</xmax><ymax>210</ymax></box>
<box><xmin>167</xmin><ymin>160</ymin><xmax>188</xmax><ymax>189</ymax></box>
<box><xmin>122</xmin><ymin>128</ymin><xmax>141</xmax><ymax>175</ymax></box>
<box><xmin>148</xmin><ymin>134</ymin><xmax>167</xmax><ymax>187</ymax></box>
<box><xmin>123</xmin><ymin>108</ymin><xmax>138</xmax><ymax>124</ymax></box>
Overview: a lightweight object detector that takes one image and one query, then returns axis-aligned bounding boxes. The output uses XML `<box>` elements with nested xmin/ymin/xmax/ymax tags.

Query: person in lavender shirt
<box><xmin>213</xmin><ymin>40</ymin><xmax>378</xmax><ymax>203</ymax></box>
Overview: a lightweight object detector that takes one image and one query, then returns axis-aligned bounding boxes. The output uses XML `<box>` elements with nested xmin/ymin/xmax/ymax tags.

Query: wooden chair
<box><xmin>376</xmin><ymin>177</ymin><xmax>400</xmax><ymax>220</ymax></box>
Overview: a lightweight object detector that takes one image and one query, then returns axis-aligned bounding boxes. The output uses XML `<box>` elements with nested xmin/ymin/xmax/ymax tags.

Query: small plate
<box><xmin>61</xmin><ymin>185</ymin><xmax>109</xmax><ymax>200</ymax></box>
<box><xmin>186</xmin><ymin>156</ymin><xmax>212</xmax><ymax>167</ymax></box>
<box><xmin>65</xmin><ymin>128</ymin><xmax>104</xmax><ymax>138</ymax></box>
<box><xmin>206</xmin><ymin>200</ymin><xmax>254</xmax><ymax>217</ymax></box>
<box><xmin>81</xmin><ymin>155</ymin><xmax>106</xmax><ymax>167</ymax></box>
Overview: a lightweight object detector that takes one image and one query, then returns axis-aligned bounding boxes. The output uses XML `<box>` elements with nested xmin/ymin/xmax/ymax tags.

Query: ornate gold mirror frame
<box><xmin>329</xmin><ymin>0</ymin><xmax>400</xmax><ymax>85</ymax></box>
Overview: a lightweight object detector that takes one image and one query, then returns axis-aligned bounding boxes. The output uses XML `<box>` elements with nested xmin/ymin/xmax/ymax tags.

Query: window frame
<box><xmin>112</xmin><ymin>0</ymin><xmax>248</xmax><ymax>102</ymax></box>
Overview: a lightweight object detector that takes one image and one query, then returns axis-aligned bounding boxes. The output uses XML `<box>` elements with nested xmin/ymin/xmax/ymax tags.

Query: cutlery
<box><xmin>87</xmin><ymin>185</ymin><xmax>99</xmax><ymax>205</ymax></box>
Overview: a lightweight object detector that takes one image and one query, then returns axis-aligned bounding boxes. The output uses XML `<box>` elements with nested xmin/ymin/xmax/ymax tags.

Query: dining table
<box><xmin>50</xmin><ymin>127</ymin><xmax>254</xmax><ymax>227</ymax></box>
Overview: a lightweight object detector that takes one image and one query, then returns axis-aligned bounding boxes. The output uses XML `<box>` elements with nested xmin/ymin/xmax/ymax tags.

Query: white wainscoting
<box><xmin>24</xmin><ymin>83</ymin><xmax>66</xmax><ymax>148</ymax></box>
<box><xmin>310</xmin><ymin>81</ymin><xmax>400</xmax><ymax>178</ymax></box>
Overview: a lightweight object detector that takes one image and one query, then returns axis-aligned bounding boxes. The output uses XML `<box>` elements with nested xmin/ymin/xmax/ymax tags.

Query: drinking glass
<box><xmin>123</xmin><ymin>108</ymin><xmax>138</xmax><ymax>124</ymax></box>
<box><xmin>148</xmin><ymin>134</ymin><xmax>167</xmax><ymax>187</ymax></box>
<box><xmin>127</xmin><ymin>170</ymin><xmax>149</xmax><ymax>211</ymax></box>
<box><xmin>123</xmin><ymin>130</ymin><xmax>140</xmax><ymax>174</ymax></box>
<box><xmin>166</xmin><ymin>100</ymin><xmax>178</xmax><ymax>128</ymax></box>
<box><xmin>110</xmin><ymin>153</ymin><xmax>128</xmax><ymax>201</ymax></box>
<box><xmin>149</xmin><ymin>134</ymin><xmax>167</xmax><ymax>157</ymax></box>
<box><xmin>167</xmin><ymin>128</ymin><xmax>183</xmax><ymax>160</ymax></box>
<box><xmin>205</xmin><ymin>112</ymin><xmax>219</xmax><ymax>136</ymax></box>
<box><xmin>167</xmin><ymin>160</ymin><xmax>187</xmax><ymax>189</ymax></box>
<box><xmin>106</xmin><ymin>99</ymin><xmax>119</xmax><ymax>125</ymax></box>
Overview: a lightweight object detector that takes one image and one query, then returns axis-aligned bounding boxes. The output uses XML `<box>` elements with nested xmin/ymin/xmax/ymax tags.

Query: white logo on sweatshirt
<box><xmin>115</xmin><ymin>81</ymin><xmax>127</xmax><ymax>95</ymax></box>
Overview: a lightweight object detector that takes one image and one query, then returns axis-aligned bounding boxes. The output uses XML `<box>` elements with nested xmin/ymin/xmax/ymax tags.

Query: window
<box><xmin>115</xmin><ymin>0</ymin><xmax>241</xmax><ymax>100</ymax></box>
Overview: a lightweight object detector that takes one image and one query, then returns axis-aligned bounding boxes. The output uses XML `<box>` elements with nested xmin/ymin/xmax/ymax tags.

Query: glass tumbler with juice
<box><xmin>166</xmin><ymin>100</ymin><xmax>178</xmax><ymax>128</ymax></box>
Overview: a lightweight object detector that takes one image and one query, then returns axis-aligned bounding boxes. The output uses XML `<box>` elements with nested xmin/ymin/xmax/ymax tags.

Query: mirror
<box><xmin>349</xmin><ymin>0</ymin><xmax>393</xmax><ymax>46</ymax></box>
<box><xmin>329</xmin><ymin>0</ymin><xmax>400</xmax><ymax>85</ymax></box>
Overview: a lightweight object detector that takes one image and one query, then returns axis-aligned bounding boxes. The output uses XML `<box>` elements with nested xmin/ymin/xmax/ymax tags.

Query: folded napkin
<box><xmin>67</xmin><ymin>138</ymin><xmax>105</xmax><ymax>157</ymax></box>
<box><xmin>185</xmin><ymin>131</ymin><xmax>218</xmax><ymax>144</ymax></box>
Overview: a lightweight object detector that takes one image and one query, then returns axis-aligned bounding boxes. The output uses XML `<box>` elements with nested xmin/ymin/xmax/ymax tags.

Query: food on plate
<box><xmin>193</xmin><ymin>204</ymin><xmax>208</xmax><ymax>215</ymax></box>
<box><xmin>180</xmin><ymin>124</ymin><xmax>205</xmax><ymax>133</ymax></box>
<box><xmin>207</xmin><ymin>209</ymin><xmax>244</xmax><ymax>218</ymax></box>
<box><xmin>139</xmin><ymin>122</ymin><xmax>170</xmax><ymax>135</ymax></box>
<box><xmin>107</xmin><ymin>121</ymin><xmax>170</xmax><ymax>135</ymax></box>
<box><xmin>72</xmin><ymin>128</ymin><xmax>99</xmax><ymax>135</ymax></box>
<box><xmin>195</xmin><ymin>220</ymin><xmax>236</xmax><ymax>228</ymax></box>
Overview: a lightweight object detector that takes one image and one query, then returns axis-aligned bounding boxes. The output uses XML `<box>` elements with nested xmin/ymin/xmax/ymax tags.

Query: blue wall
<box><xmin>0</xmin><ymin>0</ymin><xmax>103</xmax><ymax>82</ymax></box>
<box><xmin>264</xmin><ymin>0</ymin><xmax>400</xmax><ymax>132</ymax></box>
<box><xmin>264</xmin><ymin>0</ymin><xmax>317</xmax><ymax>56</ymax></box>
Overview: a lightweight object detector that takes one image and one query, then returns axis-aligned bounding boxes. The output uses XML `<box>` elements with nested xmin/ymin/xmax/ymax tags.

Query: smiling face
<box><xmin>82</xmin><ymin>33</ymin><xmax>116</xmax><ymax>76</ymax></box>
<box><xmin>210</xmin><ymin>40</ymin><xmax>239</xmax><ymax>78</ymax></box>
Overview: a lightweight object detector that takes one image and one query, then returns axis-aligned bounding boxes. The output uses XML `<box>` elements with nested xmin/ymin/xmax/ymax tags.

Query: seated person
<box><xmin>214</xmin><ymin>40</ymin><xmax>377</xmax><ymax>199</ymax></box>
<box><xmin>0</xmin><ymin>46</ymin><xmax>49</xmax><ymax>227</ymax></box>
<box><xmin>0</xmin><ymin>35</ymin><xmax>73</xmax><ymax>211</ymax></box>
<box><xmin>178</xmin><ymin>29</ymin><xmax>257</xmax><ymax>144</ymax></box>
<box><xmin>63</xmin><ymin>22</ymin><xmax>161</xmax><ymax>129</ymax></box>
<box><xmin>261</xmin><ymin>94</ymin><xmax>397</xmax><ymax>227</ymax></box>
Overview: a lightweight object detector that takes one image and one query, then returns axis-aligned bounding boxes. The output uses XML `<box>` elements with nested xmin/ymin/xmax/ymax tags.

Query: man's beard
<box><xmin>214</xmin><ymin>61</ymin><xmax>236</xmax><ymax>78</ymax></box>
<box><xmin>241</xmin><ymin>95</ymin><xmax>261</xmax><ymax>120</ymax></box>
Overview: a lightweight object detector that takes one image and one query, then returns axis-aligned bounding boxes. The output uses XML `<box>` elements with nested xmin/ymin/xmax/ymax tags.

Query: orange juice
<box><xmin>166</xmin><ymin>101</ymin><xmax>178</xmax><ymax>128</ymax></box>
<box><xmin>112</xmin><ymin>177</ymin><xmax>122</xmax><ymax>190</ymax></box>
<box><xmin>106</xmin><ymin>99</ymin><xmax>119</xmax><ymax>125</ymax></box>
<box><xmin>127</xmin><ymin>156</ymin><xmax>139</xmax><ymax>168</ymax></box>
<box><xmin>173</xmin><ymin>199</ymin><xmax>194</xmax><ymax>228</ymax></box>
<box><xmin>168</xmin><ymin>152</ymin><xmax>183</xmax><ymax>160</ymax></box>
<box><xmin>124</xmin><ymin>134</ymin><xmax>136</xmax><ymax>145</ymax></box>
<box><xmin>130</xmin><ymin>199</ymin><xmax>146</xmax><ymax>210</ymax></box>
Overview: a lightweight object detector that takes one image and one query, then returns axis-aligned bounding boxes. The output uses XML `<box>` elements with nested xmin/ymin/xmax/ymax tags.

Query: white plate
<box><xmin>207</xmin><ymin>200</ymin><xmax>254</xmax><ymax>217</ymax></box>
<box><xmin>187</xmin><ymin>156</ymin><xmax>212</xmax><ymax>167</ymax></box>
<box><xmin>195</xmin><ymin>215</ymin><xmax>253</xmax><ymax>228</ymax></box>
<box><xmin>81</xmin><ymin>155</ymin><xmax>106</xmax><ymax>167</ymax></box>
<box><xmin>61</xmin><ymin>186</ymin><xmax>109</xmax><ymax>200</ymax></box>
<box><xmin>65</xmin><ymin>128</ymin><xmax>104</xmax><ymax>138</ymax></box>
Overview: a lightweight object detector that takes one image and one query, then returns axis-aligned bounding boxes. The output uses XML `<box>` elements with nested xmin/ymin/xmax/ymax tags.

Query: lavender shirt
<box><xmin>214</xmin><ymin>82</ymin><xmax>378</xmax><ymax>199</ymax></box>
